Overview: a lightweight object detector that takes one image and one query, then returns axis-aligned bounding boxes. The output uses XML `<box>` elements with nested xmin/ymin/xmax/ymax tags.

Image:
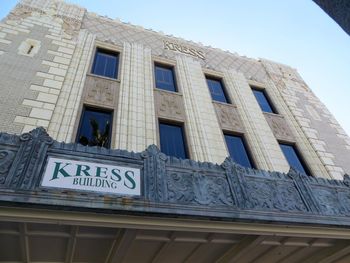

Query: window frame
<box><xmin>76</xmin><ymin>106</ymin><xmax>113</xmax><ymax>149</ymax></box>
<box><xmin>223</xmin><ymin>132</ymin><xmax>255</xmax><ymax>168</ymax></box>
<box><xmin>279</xmin><ymin>142</ymin><xmax>311</xmax><ymax>176</ymax></box>
<box><xmin>251</xmin><ymin>86</ymin><xmax>277</xmax><ymax>114</ymax></box>
<box><xmin>205</xmin><ymin>75</ymin><xmax>231</xmax><ymax>104</ymax></box>
<box><xmin>91</xmin><ymin>47</ymin><xmax>120</xmax><ymax>80</ymax></box>
<box><xmin>154</xmin><ymin>62</ymin><xmax>178</xmax><ymax>93</ymax></box>
<box><xmin>158</xmin><ymin>119</ymin><xmax>189</xmax><ymax>159</ymax></box>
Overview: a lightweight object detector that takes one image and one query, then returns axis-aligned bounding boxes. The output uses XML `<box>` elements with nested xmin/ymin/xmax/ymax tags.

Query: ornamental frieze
<box><xmin>0</xmin><ymin>128</ymin><xmax>350</xmax><ymax>227</ymax></box>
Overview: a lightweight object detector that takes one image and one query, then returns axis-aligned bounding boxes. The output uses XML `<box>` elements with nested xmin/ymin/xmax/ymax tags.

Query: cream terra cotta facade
<box><xmin>0</xmin><ymin>0</ymin><xmax>349</xmax><ymax>180</ymax></box>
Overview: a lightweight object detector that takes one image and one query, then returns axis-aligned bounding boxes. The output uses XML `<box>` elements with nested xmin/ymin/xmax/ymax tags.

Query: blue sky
<box><xmin>1</xmin><ymin>0</ymin><xmax>350</xmax><ymax>135</ymax></box>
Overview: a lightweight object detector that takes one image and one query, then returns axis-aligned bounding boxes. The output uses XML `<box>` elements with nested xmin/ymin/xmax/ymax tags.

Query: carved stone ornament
<box><xmin>155</xmin><ymin>90</ymin><xmax>185</xmax><ymax>121</ymax></box>
<box><xmin>0</xmin><ymin>150</ymin><xmax>16</xmax><ymax>184</ymax></box>
<box><xmin>6</xmin><ymin>5</ymin><xmax>34</xmax><ymax>21</ymax></box>
<box><xmin>264</xmin><ymin>113</ymin><xmax>295</xmax><ymax>142</ymax></box>
<box><xmin>1</xmin><ymin>128</ymin><xmax>350</xmax><ymax>226</ymax></box>
<box><xmin>7</xmin><ymin>3</ymin><xmax>83</xmax><ymax>36</ymax></box>
<box><xmin>245</xmin><ymin>178</ymin><xmax>307</xmax><ymax>212</ymax></box>
<box><xmin>9</xmin><ymin>127</ymin><xmax>53</xmax><ymax>189</ymax></box>
<box><xmin>344</xmin><ymin>174</ymin><xmax>350</xmax><ymax>187</ymax></box>
<box><xmin>84</xmin><ymin>75</ymin><xmax>117</xmax><ymax>107</ymax></box>
<box><xmin>142</xmin><ymin>144</ymin><xmax>167</xmax><ymax>202</ymax></box>
<box><xmin>213</xmin><ymin>102</ymin><xmax>245</xmax><ymax>133</ymax></box>
<box><xmin>312</xmin><ymin>188</ymin><xmax>346</xmax><ymax>215</ymax></box>
<box><xmin>61</xmin><ymin>17</ymin><xmax>82</xmax><ymax>35</ymax></box>
<box><xmin>166</xmin><ymin>171</ymin><xmax>234</xmax><ymax>206</ymax></box>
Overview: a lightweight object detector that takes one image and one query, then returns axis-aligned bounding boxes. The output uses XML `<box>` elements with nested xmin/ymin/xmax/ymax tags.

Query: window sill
<box><xmin>154</xmin><ymin>88</ymin><xmax>183</xmax><ymax>96</ymax></box>
<box><xmin>212</xmin><ymin>100</ymin><xmax>235</xmax><ymax>107</ymax></box>
<box><xmin>262</xmin><ymin>111</ymin><xmax>280</xmax><ymax>117</ymax></box>
<box><xmin>87</xmin><ymin>73</ymin><xmax>120</xmax><ymax>83</ymax></box>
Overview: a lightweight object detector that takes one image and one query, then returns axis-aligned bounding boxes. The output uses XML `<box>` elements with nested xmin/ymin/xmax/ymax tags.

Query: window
<box><xmin>76</xmin><ymin>107</ymin><xmax>113</xmax><ymax>148</ymax></box>
<box><xmin>252</xmin><ymin>88</ymin><xmax>276</xmax><ymax>113</ymax></box>
<box><xmin>91</xmin><ymin>49</ymin><xmax>119</xmax><ymax>79</ymax></box>
<box><xmin>154</xmin><ymin>64</ymin><xmax>177</xmax><ymax>92</ymax></box>
<box><xmin>224</xmin><ymin>134</ymin><xmax>253</xmax><ymax>168</ymax></box>
<box><xmin>279</xmin><ymin>143</ymin><xmax>310</xmax><ymax>175</ymax></box>
<box><xmin>159</xmin><ymin>122</ymin><xmax>188</xmax><ymax>159</ymax></box>
<box><xmin>206</xmin><ymin>76</ymin><xmax>230</xmax><ymax>103</ymax></box>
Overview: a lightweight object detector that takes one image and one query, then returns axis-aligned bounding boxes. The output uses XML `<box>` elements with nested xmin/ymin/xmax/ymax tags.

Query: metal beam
<box><xmin>19</xmin><ymin>223</ymin><xmax>29</xmax><ymax>263</ymax></box>
<box><xmin>304</xmin><ymin>240</ymin><xmax>350</xmax><ymax>263</ymax></box>
<box><xmin>277</xmin><ymin>238</ymin><xmax>323</xmax><ymax>263</ymax></box>
<box><xmin>151</xmin><ymin>232</ymin><xmax>176</xmax><ymax>263</ymax></box>
<box><xmin>183</xmin><ymin>233</ymin><xmax>214</xmax><ymax>263</ymax></box>
<box><xmin>106</xmin><ymin>229</ymin><xmax>136</xmax><ymax>263</ymax></box>
<box><xmin>3</xmin><ymin>206</ymin><xmax>350</xmax><ymax>239</ymax></box>
<box><xmin>65</xmin><ymin>226</ymin><xmax>78</xmax><ymax>263</ymax></box>
<box><xmin>215</xmin><ymin>235</ymin><xmax>265</xmax><ymax>263</ymax></box>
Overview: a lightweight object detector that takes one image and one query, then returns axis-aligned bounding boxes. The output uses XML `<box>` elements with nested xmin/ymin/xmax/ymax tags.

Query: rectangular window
<box><xmin>76</xmin><ymin>107</ymin><xmax>113</xmax><ymax>148</ymax></box>
<box><xmin>155</xmin><ymin>64</ymin><xmax>177</xmax><ymax>92</ymax></box>
<box><xmin>91</xmin><ymin>49</ymin><xmax>119</xmax><ymax>79</ymax></box>
<box><xmin>279</xmin><ymin>143</ymin><xmax>310</xmax><ymax>175</ymax></box>
<box><xmin>159</xmin><ymin>122</ymin><xmax>188</xmax><ymax>159</ymax></box>
<box><xmin>206</xmin><ymin>76</ymin><xmax>230</xmax><ymax>103</ymax></box>
<box><xmin>224</xmin><ymin>134</ymin><xmax>253</xmax><ymax>168</ymax></box>
<box><xmin>252</xmin><ymin>88</ymin><xmax>276</xmax><ymax>113</ymax></box>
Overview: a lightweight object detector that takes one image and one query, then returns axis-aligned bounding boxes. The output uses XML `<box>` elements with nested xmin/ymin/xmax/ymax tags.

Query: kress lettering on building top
<box><xmin>164</xmin><ymin>40</ymin><xmax>205</xmax><ymax>60</ymax></box>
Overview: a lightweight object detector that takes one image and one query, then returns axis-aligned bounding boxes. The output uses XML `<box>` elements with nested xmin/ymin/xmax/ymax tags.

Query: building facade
<box><xmin>1</xmin><ymin>0</ymin><xmax>350</xmax><ymax>262</ymax></box>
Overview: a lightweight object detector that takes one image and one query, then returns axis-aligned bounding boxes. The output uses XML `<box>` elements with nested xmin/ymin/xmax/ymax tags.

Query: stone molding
<box><xmin>261</xmin><ymin>60</ymin><xmax>347</xmax><ymax>179</ymax></box>
<box><xmin>176</xmin><ymin>56</ymin><xmax>228</xmax><ymax>163</ymax></box>
<box><xmin>83</xmin><ymin>74</ymin><xmax>119</xmax><ymax>108</ymax></box>
<box><xmin>1</xmin><ymin>128</ymin><xmax>350</xmax><ymax>227</ymax></box>
<box><xmin>224</xmin><ymin>70</ymin><xmax>289</xmax><ymax>172</ymax></box>
<box><xmin>264</xmin><ymin>112</ymin><xmax>295</xmax><ymax>142</ymax></box>
<box><xmin>213</xmin><ymin>102</ymin><xmax>245</xmax><ymax>133</ymax></box>
<box><xmin>154</xmin><ymin>89</ymin><xmax>185</xmax><ymax>122</ymax></box>
<box><xmin>114</xmin><ymin>42</ymin><xmax>157</xmax><ymax>152</ymax></box>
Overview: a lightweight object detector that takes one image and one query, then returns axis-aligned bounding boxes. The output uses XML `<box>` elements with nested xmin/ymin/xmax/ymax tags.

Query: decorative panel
<box><xmin>83</xmin><ymin>75</ymin><xmax>119</xmax><ymax>108</ymax></box>
<box><xmin>213</xmin><ymin>102</ymin><xmax>245</xmax><ymax>133</ymax></box>
<box><xmin>155</xmin><ymin>89</ymin><xmax>185</xmax><ymax>122</ymax></box>
<box><xmin>264</xmin><ymin>113</ymin><xmax>295</xmax><ymax>142</ymax></box>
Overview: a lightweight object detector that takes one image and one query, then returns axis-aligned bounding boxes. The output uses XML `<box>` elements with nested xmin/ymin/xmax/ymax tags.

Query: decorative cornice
<box><xmin>0</xmin><ymin>128</ymin><xmax>350</xmax><ymax>226</ymax></box>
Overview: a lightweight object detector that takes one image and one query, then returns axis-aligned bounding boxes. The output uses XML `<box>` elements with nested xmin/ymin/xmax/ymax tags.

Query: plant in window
<box><xmin>78</xmin><ymin>118</ymin><xmax>110</xmax><ymax>147</ymax></box>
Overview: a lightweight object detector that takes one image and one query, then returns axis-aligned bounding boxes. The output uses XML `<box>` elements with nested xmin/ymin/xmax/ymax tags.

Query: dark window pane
<box><xmin>77</xmin><ymin>108</ymin><xmax>112</xmax><ymax>148</ymax></box>
<box><xmin>224</xmin><ymin>134</ymin><xmax>253</xmax><ymax>168</ymax></box>
<box><xmin>252</xmin><ymin>89</ymin><xmax>275</xmax><ymax>113</ymax></box>
<box><xmin>159</xmin><ymin>123</ymin><xmax>187</xmax><ymax>159</ymax></box>
<box><xmin>280</xmin><ymin>143</ymin><xmax>309</xmax><ymax>175</ymax></box>
<box><xmin>92</xmin><ymin>50</ymin><xmax>119</xmax><ymax>79</ymax></box>
<box><xmin>206</xmin><ymin>78</ymin><xmax>229</xmax><ymax>103</ymax></box>
<box><xmin>155</xmin><ymin>65</ymin><xmax>177</xmax><ymax>92</ymax></box>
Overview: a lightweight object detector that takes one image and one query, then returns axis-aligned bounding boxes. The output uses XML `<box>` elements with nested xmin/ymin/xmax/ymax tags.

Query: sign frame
<box><xmin>40</xmin><ymin>156</ymin><xmax>142</xmax><ymax>197</ymax></box>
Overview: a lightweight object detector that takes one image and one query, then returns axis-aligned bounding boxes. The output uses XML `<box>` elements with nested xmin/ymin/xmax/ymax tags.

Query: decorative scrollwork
<box><xmin>214</xmin><ymin>103</ymin><xmax>244</xmax><ymax>132</ymax></box>
<box><xmin>155</xmin><ymin>91</ymin><xmax>185</xmax><ymax>121</ymax></box>
<box><xmin>313</xmin><ymin>188</ymin><xmax>346</xmax><ymax>215</ymax></box>
<box><xmin>167</xmin><ymin>171</ymin><xmax>234</xmax><ymax>206</ymax></box>
<box><xmin>0</xmin><ymin>150</ymin><xmax>15</xmax><ymax>184</ymax></box>
<box><xmin>246</xmin><ymin>179</ymin><xmax>307</xmax><ymax>212</ymax></box>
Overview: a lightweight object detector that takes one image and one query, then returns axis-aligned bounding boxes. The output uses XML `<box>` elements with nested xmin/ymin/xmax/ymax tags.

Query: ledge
<box><xmin>0</xmin><ymin>127</ymin><xmax>349</xmax><ymax>227</ymax></box>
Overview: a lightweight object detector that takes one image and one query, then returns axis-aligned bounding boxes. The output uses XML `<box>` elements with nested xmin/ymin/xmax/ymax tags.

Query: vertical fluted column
<box><xmin>224</xmin><ymin>70</ymin><xmax>289</xmax><ymax>172</ymax></box>
<box><xmin>176</xmin><ymin>56</ymin><xmax>227</xmax><ymax>163</ymax></box>
<box><xmin>115</xmin><ymin>42</ymin><xmax>157</xmax><ymax>151</ymax></box>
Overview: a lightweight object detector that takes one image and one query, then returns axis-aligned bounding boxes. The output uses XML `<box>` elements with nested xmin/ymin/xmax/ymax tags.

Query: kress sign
<box><xmin>41</xmin><ymin>157</ymin><xmax>141</xmax><ymax>196</ymax></box>
<box><xmin>164</xmin><ymin>40</ymin><xmax>205</xmax><ymax>60</ymax></box>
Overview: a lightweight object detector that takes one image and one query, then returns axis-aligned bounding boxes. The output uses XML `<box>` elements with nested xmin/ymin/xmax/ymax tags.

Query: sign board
<box><xmin>41</xmin><ymin>157</ymin><xmax>141</xmax><ymax>196</ymax></box>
